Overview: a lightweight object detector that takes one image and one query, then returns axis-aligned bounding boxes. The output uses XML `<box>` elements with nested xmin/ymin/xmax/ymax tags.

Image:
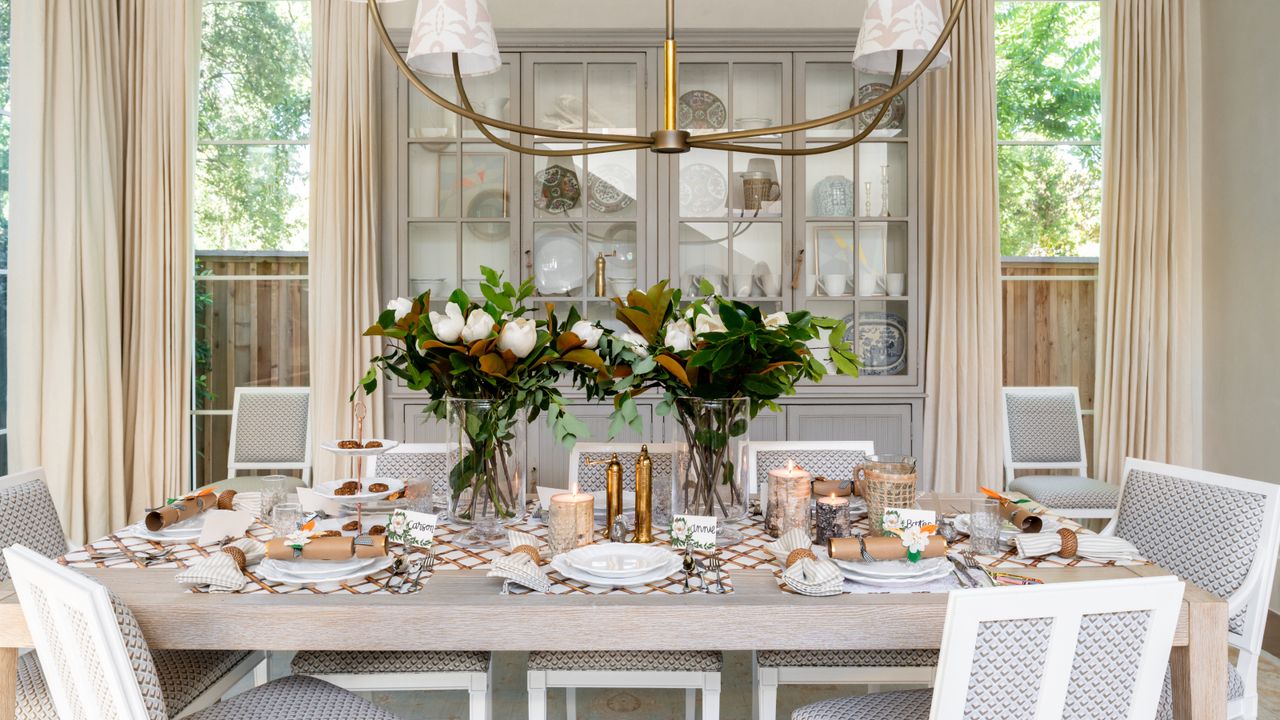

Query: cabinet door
<box><xmin>526</xmin><ymin>402</ymin><xmax>655</xmax><ymax>490</ymax></box>
<box><xmin>750</xmin><ymin>407</ymin><xmax>786</xmax><ymax>441</ymax></box>
<box><xmin>786</xmin><ymin>404</ymin><xmax>912</xmax><ymax>455</ymax></box>
<box><xmin>397</xmin><ymin>402</ymin><xmax>449</xmax><ymax>443</ymax></box>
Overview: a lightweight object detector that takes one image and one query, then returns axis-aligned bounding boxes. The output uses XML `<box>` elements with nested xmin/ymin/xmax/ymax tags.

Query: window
<box><xmin>996</xmin><ymin>1</ymin><xmax>1101</xmax><ymax>469</ymax></box>
<box><xmin>0</xmin><ymin>0</ymin><xmax>10</xmax><ymax>474</ymax></box>
<box><xmin>193</xmin><ymin>0</ymin><xmax>311</xmax><ymax>487</ymax></box>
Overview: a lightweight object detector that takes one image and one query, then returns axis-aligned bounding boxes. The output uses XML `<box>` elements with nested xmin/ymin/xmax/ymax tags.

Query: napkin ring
<box><xmin>1057</xmin><ymin>528</ymin><xmax>1079</xmax><ymax>559</ymax></box>
<box><xmin>216</xmin><ymin>490</ymin><xmax>237</xmax><ymax>510</ymax></box>
<box><xmin>512</xmin><ymin>544</ymin><xmax>542</xmax><ymax>564</ymax></box>
<box><xmin>221</xmin><ymin>546</ymin><xmax>248</xmax><ymax>571</ymax></box>
<box><xmin>786</xmin><ymin>548</ymin><xmax>817</xmax><ymax>568</ymax></box>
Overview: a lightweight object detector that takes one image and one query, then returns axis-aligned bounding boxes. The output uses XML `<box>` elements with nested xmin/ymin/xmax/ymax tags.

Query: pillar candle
<box><xmin>765</xmin><ymin>462</ymin><xmax>812</xmax><ymax>537</ymax></box>
<box><xmin>815</xmin><ymin>494</ymin><xmax>850</xmax><ymax>545</ymax></box>
<box><xmin>548</xmin><ymin>489</ymin><xmax>594</xmax><ymax>556</ymax></box>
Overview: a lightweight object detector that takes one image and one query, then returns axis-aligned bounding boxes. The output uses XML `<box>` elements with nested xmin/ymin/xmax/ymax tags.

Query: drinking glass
<box><xmin>270</xmin><ymin>502</ymin><xmax>302</xmax><ymax>538</ymax></box>
<box><xmin>970</xmin><ymin>498</ymin><xmax>1003</xmax><ymax>555</ymax></box>
<box><xmin>260</xmin><ymin>475</ymin><xmax>288</xmax><ymax>521</ymax></box>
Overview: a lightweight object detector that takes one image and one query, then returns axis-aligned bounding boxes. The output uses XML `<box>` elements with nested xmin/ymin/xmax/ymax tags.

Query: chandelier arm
<box><xmin>689</xmin><ymin>54</ymin><xmax>902</xmax><ymax>156</ymax></box>
<box><xmin>691</xmin><ymin>0</ymin><xmax>965</xmax><ymax>143</ymax></box>
<box><xmin>366</xmin><ymin>0</ymin><xmax>650</xmax><ymax>145</ymax></box>
<box><xmin>451</xmin><ymin>55</ymin><xmax>652</xmax><ymax>157</ymax></box>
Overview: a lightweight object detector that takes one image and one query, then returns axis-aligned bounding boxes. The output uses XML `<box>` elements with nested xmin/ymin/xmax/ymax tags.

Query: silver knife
<box><xmin>947</xmin><ymin>554</ymin><xmax>976</xmax><ymax>588</ymax></box>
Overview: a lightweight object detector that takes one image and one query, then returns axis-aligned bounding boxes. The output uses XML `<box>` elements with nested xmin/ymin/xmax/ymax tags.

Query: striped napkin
<box><xmin>175</xmin><ymin>538</ymin><xmax>266</xmax><ymax>592</ymax></box>
<box><xmin>765</xmin><ymin>528</ymin><xmax>844</xmax><ymax>597</ymax></box>
<box><xmin>486</xmin><ymin>530</ymin><xmax>552</xmax><ymax>593</ymax></box>
<box><xmin>1014</xmin><ymin>531</ymin><xmax>1141</xmax><ymax>562</ymax></box>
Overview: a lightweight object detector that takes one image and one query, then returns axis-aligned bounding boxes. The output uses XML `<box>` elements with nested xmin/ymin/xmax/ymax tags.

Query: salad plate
<box><xmin>550</xmin><ymin>553</ymin><xmax>682</xmax><ymax>589</ymax></box>
<box><xmin>256</xmin><ymin>556</ymin><xmax>393</xmax><ymax>586</ymax></box>
<box><xmin>533</xmin><ymin>231</ymin><xmax>584</xmax><ymax>295</ymax></box>
<box><xmin>563</xmin><ymin>544</ymin><xmax>677</xmax><ymax>579</ymax></box>
<box><xmin>314</xmin><ymin>478</ymin><xmax>405</xmax><ymax>503</ymax></box>
<box><xmin>320</xmin><ymin>439</ymin><xmax>399</xmax><ymax>457</ymax></box>
<box><xmin>833</xmin><ymin>556</ymin><xmax>948</xmax><ymax>580</ymax></box>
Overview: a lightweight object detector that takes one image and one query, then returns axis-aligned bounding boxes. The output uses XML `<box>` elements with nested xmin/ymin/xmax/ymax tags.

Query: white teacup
<box><xmin>759</xmin><ymin>273</ymin><xmax>781</xmax><ymax>297</ymax></box>
<box><xmin>886</xmin><ymin>273</ymin><xmax>906</xmax><ymax>296</ymax></box>
<box><xmin>731</xmin><ymin>273</ymin><xmax>755</xmax><ymax>297</ymax></box>
<box><xmin>822</xmin><ymin>273</ymin><xmax>850</xmax><ymax>296</ymax></box>
<box><xmin>609</xmin><ymin>278</ymin><xmax>637</xmax><ymax>297</ymax></box>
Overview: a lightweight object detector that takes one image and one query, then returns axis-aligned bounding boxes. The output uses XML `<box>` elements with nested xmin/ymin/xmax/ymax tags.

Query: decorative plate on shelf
<box><xmin>677</xmin><ymin>89</ymin><xmax>727</xmax><ymax>130</ymax></box>
<box><xmin>842</xmin><ymin>311</ymin><xmax>908</xmax><ymax>376</ymax></box>
<box><xmin>533</xmin><ymin>230</ymin><xmax>584</xmax><ymax>295</ymax></box>
<box><xmin>679</xmin><ymin>163</ymin><xmax>728</xmax><ymax>217</ymax></box>
<box><xmin>533</xmin><ymin>164</ymin><xmax>581</xmax><ymax>214</ymax></box>
<box><xmin>585</xmin><ymin>164</ymin><xmax>635</xmax><ymax>214</ymax></box>
<box><xmin>852</xmin><ymin>82</ymin><xmax>906</xmax><ymax>132</ymax></box>
<box><xmin>464</xmin><ymin>189</ymin><xmax>509</xmax><ymax>241</ymax></box>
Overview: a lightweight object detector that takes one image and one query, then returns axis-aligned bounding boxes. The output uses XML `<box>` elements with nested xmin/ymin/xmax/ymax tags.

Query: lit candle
<box><xmin>548</xmin><ymin>483</ymin><xmax>595</xmax><ymax>556</ymax></box>
<box><xmin>815</xmin><ymin>493</ymin><xmax>850</xmax><ymax>545</ymax></box>
<box><xmin>765</xmin><ymin>460</ymin><xmax>812</xmax><ymax>537</ymax></box>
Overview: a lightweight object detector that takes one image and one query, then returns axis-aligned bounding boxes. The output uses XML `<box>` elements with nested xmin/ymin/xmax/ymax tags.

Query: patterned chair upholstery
<box><xmin>527</xmin><ymin>650</ymin><xmax>723</xmax><ymax>672</ymax></box>
<box><xmin>291</xmin><ymin>649</ymin><xmax>490</xmax><ymax>675</ymax></box>
<box><xmin>215</xmin><ymin>387</ymin><xmax>312</xmax><ymax>491</ymax></box>
<box><xmin>368</xmin><ymin>446</ymin><xmax>452</xmax><ymax>498</ymax></box>
<box><xmin>755</xmin><ymin>649</ymin><xmax>938</xmax><ymax>669</ymax></box>
<box><xmin>0</xmin><ymin>470</ymin><xmax>69</xmax><ymax>581</ymax></box>
<box><xmin>570</xmin><ymin>444</ymin><xmax>677</xmax><ymax>493</ymax></box>
<box><xmin>1001</xmin><ymin>387</ymin><xmax>1118</xmax><ymax>516</ymax></box>
<box><xmin>750</xmin><ymin>447</ymin><xmax>870</xmax><ymax>490</ymax></box>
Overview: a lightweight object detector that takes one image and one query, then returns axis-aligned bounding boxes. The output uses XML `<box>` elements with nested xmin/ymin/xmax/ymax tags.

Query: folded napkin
<box><xmin>764</xmin><ymin>528</ymin><xmax>844</xmax><ymax>597</ymax></box>
<box><xmin>828</xmin><ymin>534</ymin><xmax>947</xmax><ymax>562</ymax></box>
<box><xmin>145</xmin><ymin>489</ymin><xmax>232</xmax><ymax>531</ymax></box>
<box><xmin>264</xmin><ymin>534</ymin><xmax>387</xmax><ymax>560</ymax></box>
<box><xmin>175</xmin><ymin>538</ymin><xmax>266</xmax><ymax>592</ymax></box>
<box><xmin>1014</xmin><ymin>528</ymin><xmax>1141</xmax><ymax>562</ymax></box>
<box><xmin>486</xmin><ymin>529</ymin><xmax>551</xmax><ymax>593</ymax></box>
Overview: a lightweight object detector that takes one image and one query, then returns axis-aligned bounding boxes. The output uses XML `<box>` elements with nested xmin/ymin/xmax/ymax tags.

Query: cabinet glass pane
<box><xmin>677</xmin><ymin>63</ymin><xmax>730</xmax><ymax>133</ymax></box>
<box><xmin>584</xmin><ymin>150</ymin><xmax>638</xmax><ymax>220</ymax></box>
<box><xmin>587</xmin><ymin>64</ymin><xmax>638</xmax><ymax>134</ymax></box>
<box><xmin>679</xmin><ymin>148</ymin><xmax>729</xmax><ymax>219</ymax></box>
<box><xmin>532</xmin><ymin>149</ymin><xmax>585</xmax><ymax>219</ymax></box>
<box><xmin>534</xmin><ymin>64</ymin><xmax>585</xmax><ymax>133</ymax></box>
<box><xmin>806</xmin><ymin>145</ymin><xmax>856</xmax><ymax>217</ymax></box>
<box><xmin>408</xmin><ymin>72</ymin><xmax>458</xmax><ymax>139</ymax></box>
<box><xmin>408</xmin><ymin>143</ymin><xmax>457</xmax><ymax>218</ymax></box>
<box><xmin>408</xmin><ymin>223</ymin><xmax>457</xmax><ymax>299</ymax></box>
<box><xmin>678</xmin><ymin>222</ymin><xmax>729</xmax><ymax>296</ymax></box>
<box><xmin>856</xmin><ymin>299</ymin><xmax>909</xmax><ymax>377</ymax></box>
<box><xmin>533</xmin><ymin>222</ymin><xmax>587</xmax><ymax>298</ymax></box>
<box><xmin>855</xmin><ymin>72</ymin><xmax>908</xmax><ymax>138</ymax></box>
<box><xmin>729</xmin><ymin>222</ymin><xmax>782</xmax><ymax>299</ymax></box>
<box><xmin>731</xmin><ymin>148</ymin><xmax>782</xmax><ymax>218</ymax></box>
<box><xmin>806</xmin><ymin>62</ymin><xmax>856</xmax><ymax>140</ymax></box>
<box><xmin>460</xmin><ymin>146</ymin><xmax>509</xmax><ymax>223</ymax></box>
<box><xmin>858</xmin><ymin>143</ymin><xmax>908</xmax><ymax>218</ymax></box>
<box><xmin>460</xmin><ymin>65</ymin><xmax>513</xmax><ymax>139</ymax></box>
<box><xmin>586</xmin><ymin>222</ymin><xmax>638</xmax><ymax>297</ymax></box>
<box><xmin>856</xmin><ymin>222</ymin><xmax>909</xmax><ymax>298</ymax></box>
<box><xmin>732</xmin><ymin>63</ymin><xmax>783</xmax><ymax>132</ymax></box>
<box><xmin>806</xmin><ymin>222</ymin><xmax>855</xmax><ymax>298</ymax></box>
<box><xmin>463</xmin><ymin>223</ymin><xmax>509</xmax><ymax>282</ymax></box>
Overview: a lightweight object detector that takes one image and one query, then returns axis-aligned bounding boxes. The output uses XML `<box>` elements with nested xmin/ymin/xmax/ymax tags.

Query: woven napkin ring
<box><xmin>221</xmin><ymin>546</ymin><xmax>248</xmax><ymax>571</ymax></box>
<box><xmin>216</xmin><ymin>490</ymin><xmax>237</xmax><ymax>510</ymax></box>
<box><xmin>513</xmin><ymin>544</ymin><xmax>542</xmax><ymax>564</ymax></box>
<box><xmin>1057</xmin><ymin>528</ymin><xmax>1079</xmax><ymax>559</ymax></box>
<box><xmin>786</xmin><ymin>548</ymin><xmax>817</xmax><ymax>568</ymax></box>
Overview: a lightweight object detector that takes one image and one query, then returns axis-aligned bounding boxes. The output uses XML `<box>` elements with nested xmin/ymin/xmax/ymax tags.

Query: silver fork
<box><xmin>707</xmin><ymin>554</ymin><xmax>727</xmax><ymax>594</ymax></box>
<box><xmin>962</xmin><ymin>551</ymin><xmax>994</xmax><ymax>584</ymax></box>
<box><xmin>400</xmin><ymin>550</ymin><xmax>435</xmax><ymax>594</ymax></box>
<box><xmin>88</xmin><ymin>547</ymin><xmax>174</xmax><ymax>565</ymax></box>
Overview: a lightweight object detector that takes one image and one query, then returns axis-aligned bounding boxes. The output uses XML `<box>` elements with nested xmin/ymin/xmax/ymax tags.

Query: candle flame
<box><xmin>786</xmin><ymin>458</ymin><xmax>795</xmax><ymax>473</ymax></box>
<box><xmin>570</xmin><ymin>481</ymin><xmax>579</xmax><ymax>496</ymax></box>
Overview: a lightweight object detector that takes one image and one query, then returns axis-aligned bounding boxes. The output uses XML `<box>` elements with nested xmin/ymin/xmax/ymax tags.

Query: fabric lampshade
<box><xmin>406</xmin><ymin>0</ymin><xmax>502</xmax><ymax>77</ymax></box>
<box><xmin>852</xmin><ymin>0</ymin><xmax>952</xmax><ymax>74</ymax></box>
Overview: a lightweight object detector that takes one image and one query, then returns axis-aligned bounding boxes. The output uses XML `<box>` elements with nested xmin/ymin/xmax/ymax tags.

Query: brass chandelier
<box><xmin>365</xmin><ymin>0</ymin><xmax>965</xmax><ymax>157</ymax></box>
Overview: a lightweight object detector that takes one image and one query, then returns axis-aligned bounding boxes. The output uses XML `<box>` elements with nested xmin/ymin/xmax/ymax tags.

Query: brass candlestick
<box><xmin>633</xmin><ymin>445</ymin><xmax>654</xmax><ymax>544</ymax></box>
<box><xmin>584</xmin><ymin>454</ymin><xmax>624</xmax><ymax>537</ymax></box>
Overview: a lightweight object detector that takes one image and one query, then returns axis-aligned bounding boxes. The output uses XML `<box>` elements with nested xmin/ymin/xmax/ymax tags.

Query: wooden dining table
<box><xmin>0</xmin><ymin>494</ymin><xmax>1227</xmax><ymax>720</ymax></box>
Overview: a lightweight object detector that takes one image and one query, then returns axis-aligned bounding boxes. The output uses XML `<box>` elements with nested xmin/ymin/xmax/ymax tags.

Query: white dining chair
<box><xmin>207</xmin><ymin>386</ymin><xmax>312</xmax><ymax>492</ymax></box>
<box><xmin>790</xmin><ymin>575</ymin><xmax>1184</xmax><ymax>720</ymax></box>
<box><xmin>0</xmin><ymin>470</ymin><xmax>267</xmax><ymax>719</ymax></box>
<box><xmin>366</xmin><ymin>443</ymin><xmax>453</xmax><ymax>499</ymax></box>
<box><xmin>1000</xmin><ymin>386</ymin><xmax>1117</xmax><ymax>519</ymax></box>
<box><xmin>3</xmin><ymin>545</ymin><xmax>398</xmax><ymax>720</ymax></box>
<box><xmin>1103</xmin><ymin>458</ymin><xmax>1280</xmax><ymax>720</ymax></box>
<box><xmin>568</xmin><ymin>442</ymin><xmax>679</xmax><ymax>493</ymax></box>
<box><xmin>744</xmin><ymin>441</ymin><xmax>937</xmax><ymax>720</ymax></box>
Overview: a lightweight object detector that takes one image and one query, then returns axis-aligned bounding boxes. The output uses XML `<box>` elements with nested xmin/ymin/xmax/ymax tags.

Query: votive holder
<box><xmin>815</xmin><ymin>494</ymin><xmax>851</xmax><ymax>545</ymax></box>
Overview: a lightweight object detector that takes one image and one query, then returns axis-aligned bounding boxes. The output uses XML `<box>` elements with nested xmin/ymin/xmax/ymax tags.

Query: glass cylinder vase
<box><xmin>446</xmin><ymin>397</ymin><xmax>527</xmax><ymax>546</ymax></box>
<box><xmin>672</xmin><ymin>397</ymin><xmax>750</xmax><ymax>545</ymax></box>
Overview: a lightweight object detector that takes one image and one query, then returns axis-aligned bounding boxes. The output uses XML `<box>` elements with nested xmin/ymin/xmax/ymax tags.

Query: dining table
<box><xmin>0</xmin><ymin>492</ymin><xmax>1226</xmax><ymax>720</ymax></box>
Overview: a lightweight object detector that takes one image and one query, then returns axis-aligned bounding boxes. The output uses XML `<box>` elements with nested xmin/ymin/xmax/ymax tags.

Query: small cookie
<box><xmin>342</xmin><ymin>520</ymin><xmax>361</xmax><ymax>532</ymax></box>
<box><xmin>337</xmin><ymin>440</ymin><xmax>361</xmax><ymax>449</ymax></box>
<box><xmin>368</xmin><ymin>482</ymin><xmax>389</xmax><ymax>493</ymax></box>
<box><xmin>333</xmin><ymin>486</ymin><xmax>357</xmax><ymax>497</ymax></box>
<box><xmin>363</xmin><ymin>440</ymin><xmax>383</xmax><ymax>449</ymax></box>
<box><xmin>340</xmin><ymin>480</ymin><xmax>360</xmax><ymax>491</ymax></box>
<box><xmin>368</xmin><ymin>525</ymin><xmax>386</xmax><ymax>535</ymax></box>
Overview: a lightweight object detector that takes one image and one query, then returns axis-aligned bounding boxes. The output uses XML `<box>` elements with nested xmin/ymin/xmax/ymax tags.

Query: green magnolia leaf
<box><xmin>698</xmin><ymin>277</ymin><xmax>715</xmax><ymax>296</ymax></box>
<box><xmin>480</xmin><ymin>266</ymin><xmax>502</xmax><ymax>287</ymax></box>
<box><xmin>481</xmin><ymin>283</ymin><xmax>513</xmax><ymax>313</ymax></box>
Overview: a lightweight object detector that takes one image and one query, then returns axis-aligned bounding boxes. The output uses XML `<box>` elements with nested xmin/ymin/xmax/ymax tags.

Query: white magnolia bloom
<box><xmin>901</xmin><ymin>526</ymin><xmax>931</xmax><ymax>556</ymax></box>
<box><xmin>427</xmin><ymin>302</ymin><xmax>465</xmax><ymax>343</ymax></box>
<box><xmin>763</xmin><ymin>311</ymin><xmax>790</xmax><ymax>329</ymax></box>
<box><xmin>386</xmin><ymin>297</ymin><xmax>414</xmax><ymax>322</ymax></box>
<box><xmin>497</xmin><ymin>317</ymin><xmax>538</xmax><ymax>358</ymax></box>
<box><xmin>570</xmin><ymin>320</ymin><xmax>603</xmax><ymax>349</ymax></box>
<box><xmin>461</xmin><ymin>309</ymin><xmax>496</xmax><ymax>344</ymax></box>
<box><xmin>664</xmin><ymin>319</ymin><xmax>694</xmax><ymax>353</ymax></box>
<box><xmin>695</xmin><ymin>312</ymin><xmax>728</xmax><ymax>336</ymax></box>
<box><xmin>617</xmin><ymin>331</ymin><xmax>650</xmax><ymax>358</ymax></box>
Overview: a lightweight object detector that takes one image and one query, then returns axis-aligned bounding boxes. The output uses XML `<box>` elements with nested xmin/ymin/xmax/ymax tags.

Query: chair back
<box><xmin>367</xmin><ymin>443</ymin><xmax>454</xmax><ymax>497</ymax></box>
<box><xmin>568</xmin><ymin>443</ymin><xmax>678</xmax><ymax>493</ymax></box>
<box><xmin>742</xmin><ymin>440</ymin><xmax>875</xmax><ymax>495</ymax></box>
<box><xmin>930</xmin><ymin>576</ymin><xmax>1183</xmax><ymax>720</ymax></box>
<box><xmin>0</xmin><ymin>468</ymin><xmax>68</xmax><ymax>581</ymax></box>
<box><xmin>227</xmin><ymin>386</ymin><xmax>312</xmax><ymax>485</ymax></box>
<box><xmin>1001</xmin><ymin>387</ymin><xmax>1089</xmax><ymax>486</ymax></box>
<box><xmin>4</xmin><ymin>545</ymin><xmax>168</xmax><ymax>720</ymax></box>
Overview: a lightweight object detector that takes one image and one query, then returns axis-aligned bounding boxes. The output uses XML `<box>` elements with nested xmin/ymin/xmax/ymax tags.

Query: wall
<box><xmin>1199</xmin><ymin>0</ymin><xmax>1280</xmax><ymax>609</ymax></box>
<box><xmin>375</xmin><ymin>1</ymin><xmax>866</xmax><ymax>31</ymax></box>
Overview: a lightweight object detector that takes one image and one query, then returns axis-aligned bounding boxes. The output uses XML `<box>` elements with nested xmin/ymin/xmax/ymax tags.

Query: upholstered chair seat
<box><xmin>1007</xmin><ymin>474</ymin><xmax>1119</xmax><ymax>509</ymax></box>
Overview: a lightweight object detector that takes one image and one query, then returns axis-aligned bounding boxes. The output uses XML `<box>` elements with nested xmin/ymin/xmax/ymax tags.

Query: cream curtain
<box><xmin>9</xmin><ymin>0</ymin><xmax>127</xmax><ymax>542</ymax></box>
<box><xmin>120</xmin><ymin>0</ymin><xmax>197</xmax><ymax>517</ymax></box>
<box><xmin>1095</xmin><ymin>0</ymin><xmax>1200</xmax><ymax>484</ymax></box>
<box><xmin>920</xmin><ymin>0</ymin><xmax>1003</xmax><ymax>493</ymax></box>
<box><xmin>309</xmin><ymin>1</ymin><xmax>384</xmax><ymax>484</ymax></box>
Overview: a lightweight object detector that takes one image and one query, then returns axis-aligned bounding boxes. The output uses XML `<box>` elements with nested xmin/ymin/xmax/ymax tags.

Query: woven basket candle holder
<box><xmin>862</xmin><ymin>455</ymin><xmax>918</xmax><ymax>534</ymax></box>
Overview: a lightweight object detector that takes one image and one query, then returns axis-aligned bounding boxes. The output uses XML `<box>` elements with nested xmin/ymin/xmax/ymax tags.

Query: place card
<box><xmin>386</xmin><ymin>509</ymin><xmax>438</xmax><ymax>549</ymax></box>
<box><xmin>196</xmin><ymin>509</ymin><xmax>254</xmax><ymax>546</ymax></box>
<box><xmin>670</xmin><ymin>514</ymin><xmax>716</xmax><ymax>551</ymax></box>
<box><xmin>881</xmin><ymin>507</ymin><xmax>936</xmax><ymax>536</ymax></box>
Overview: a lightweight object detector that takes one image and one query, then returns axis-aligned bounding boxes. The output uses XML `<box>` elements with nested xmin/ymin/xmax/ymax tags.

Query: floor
<box><xmin>265</xmin><ymin>649</ymin><xmax>1280</xmax><ymax>719</ymax></box>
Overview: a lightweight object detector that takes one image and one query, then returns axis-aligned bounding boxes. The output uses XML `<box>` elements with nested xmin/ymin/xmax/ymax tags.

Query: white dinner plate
<box><xmin>833</xmin><ymin>556</ymin><xmax>948</xmax><ymax>580</ymax></box>
<box><xmin>533</xmin><ymin>232</ymin><xmax>584</xmax><ymax>295</ymax></box>
<box><xmin>320</xmin><ymin>439</ymin><xmax>399</xmax><ymax>457</ymax></box>
<box><xmin>268</xmin><ymin>556</ymin><xmax>373</xmax><ymax>578</ymax></box>
<box><xmin>551</xmin><ymin>553</ymin><xmax>682</xmax><ymax>589</ymax></box>
<box><xmin>837</xmin><ymin>562</ymin><xmax>954</xmax><ymax>588</ymax></box>
<box><xmin>256</xmin><ymin>556</ymin><xmax>393</xmax><ymax>586</ymax></box>
<box><xmin>563</xmin><ymin>544</ymin><xmax>678</xmax><ymax>579</ymax></box>
<box><xmin>120</xmin><ymin>515</ymin><xmax>205</xmax><ymax>543</ymax></box>
<box><xmin>314</xmin><ymin>478</ymin><xmax>405</xmax><ymax>503</ymax></box>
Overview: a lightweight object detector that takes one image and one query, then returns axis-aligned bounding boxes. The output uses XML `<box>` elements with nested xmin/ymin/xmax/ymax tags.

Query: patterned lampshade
<box><xmin>406</xmin><ymin>0</ymin><xmax>502</xmax><ymax>77</ymax></box>
<box><xmin>852</xmin><ymin>0</ymin><xmax>952</xmax><ymax>74</ymax></box>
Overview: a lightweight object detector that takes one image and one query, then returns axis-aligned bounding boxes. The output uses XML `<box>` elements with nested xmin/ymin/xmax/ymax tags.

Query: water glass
<box><xmin>970</xmin><ymin>499</ymin><xmax>1003</xmax><ymax>555</ymax></box>
<box><xmin>270</xmin><ymin>502</ymin><xmax>302</xmax><ymax>538</ymax></box>
<box><xmin>260</xmin><ymin>475</ymin><xmax>288</xmax><ymax>520</ymax></box>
